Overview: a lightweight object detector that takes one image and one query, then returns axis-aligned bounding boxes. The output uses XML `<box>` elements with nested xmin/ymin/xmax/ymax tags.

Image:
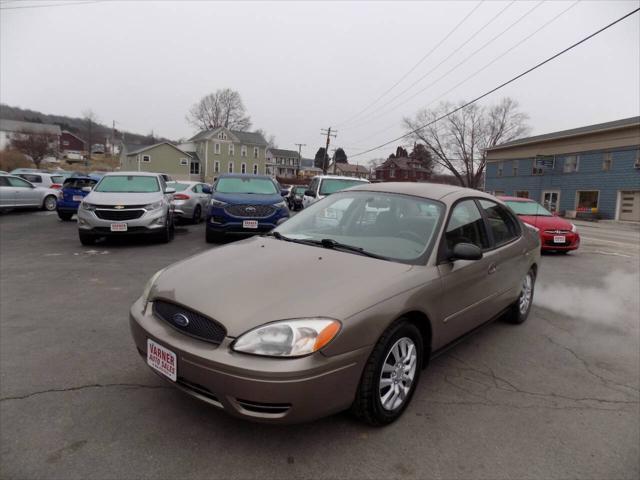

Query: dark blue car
<box><xmin>206</xmin><ymin>174</ymin><xmax>289</xmax><ymax>243</ymax></box>
<box><xmin>56</xmin><ymin>174</ymin><xmax>103</xmax><ymax>221</ymax></box>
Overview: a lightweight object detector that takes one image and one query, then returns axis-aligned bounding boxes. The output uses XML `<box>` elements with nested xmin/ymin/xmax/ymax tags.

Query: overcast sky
<box><xmin>1</xmin><ymin>0</ymin><xmax>639</xmax><ymax>163</ymax></box>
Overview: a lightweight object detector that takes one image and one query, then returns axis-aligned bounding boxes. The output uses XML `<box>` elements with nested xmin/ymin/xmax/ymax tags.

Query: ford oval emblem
<box><xmin>245</xmin><ymin>206</ymin><xmax>256</xmax><ymax>213</ymax></box>
<box><xmin>173</xmin><ymin>313</ymin><xmax>190</xmax><ymax>327</ymax></box>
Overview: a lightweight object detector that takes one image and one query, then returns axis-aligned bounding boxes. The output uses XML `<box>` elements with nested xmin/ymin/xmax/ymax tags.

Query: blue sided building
<box><xmin>485</xmin><ymin>116</ymin><xmax>640</xmax><ymax>222</ymax></box>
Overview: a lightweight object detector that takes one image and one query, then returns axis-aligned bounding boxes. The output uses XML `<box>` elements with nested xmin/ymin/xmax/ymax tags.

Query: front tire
<box><xmin>42</xmin><ymin>195</ymin><xmax>57</xmax><ymax>211</ymax></box>
<box><xmin>351</xmin><ymin>320</ymin><xmax>423</xmax><ymax>426</ymax></box>
<box><xmin>57</xmin><ymin>211</ymin><xmax>73</xmax><ymax>221</ymax></box>
<box><xmin>79</xmin><ymin>231</ymin><xmax>96</xmax><ymax>246</ymax></box>
<box><xmin>157</xmin><ymin>215</ymin><xmax>174</xmax><ymax>243</ymax></box>
<box><xmin>505</xmin><ymin>268</ymin><xmax>536</xmax><ymax>324</ymax></box>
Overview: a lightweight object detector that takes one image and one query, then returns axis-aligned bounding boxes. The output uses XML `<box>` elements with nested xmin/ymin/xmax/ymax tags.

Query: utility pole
<box><xmin>294</xmin><ymin>143</ymin><xmax>306</xmax><ymax>177</ymax></box>
<box><xmin>320</xmin><ymin>127</ymin><xmax>337</xmax><ymax>174</ymax></box>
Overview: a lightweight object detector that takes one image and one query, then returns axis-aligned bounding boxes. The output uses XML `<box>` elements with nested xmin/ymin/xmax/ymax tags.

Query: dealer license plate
<box><xmin>110</xmin><ymin>223</ymin><xmax>127</xmax><ymax>232</ymax></box>
<box><xmin>147</xmin><ymin>339</ymin><xmax>177</xmax><ymax>381</ymax></box>
<box><xmin>553</xmin><ymin>235</ymin><xmax>566</xmax><ymax>243</ymax></box>
<box><xmin>72</xmin><ymin>195</ymin><xmax>83</xmax><ymax>201</ymax></box>
<box><xmin>243</xmin><ymin>220</ymin><xmax>258</xmax><ymax>229</ymax></box>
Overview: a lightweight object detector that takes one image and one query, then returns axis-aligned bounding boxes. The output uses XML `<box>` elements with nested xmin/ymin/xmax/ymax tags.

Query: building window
<box><xmin>190</xmin><ymin>162</ymin><xmax>200</xmax><ymax>175</ymax></box>
<box><xmin>563</xmin><ymin>155</ymin><xmax>579</xmax><ymax>173</ymax></box>
<box><xmin>634</xmin><ymin>150</ymin><xmax>640</xmax><ymax>168</ymax></box>
<box><xmin>576</xmin><ymin>191</ymin><xmax>599</xmax><ymax>211</ymax></box>
<box><xmin>179</xmin><ymin>158</ymin><xmax>189</xmax><ymax>166</ymax></box>
<box><xmin>142</xmin><ymin>155</ymin><xmax>151</xmax><ymax>162</ymax></box>
<box><xmin>512</xmin><ymin>160</ymin><xmax>518</xmax><ymax>177</ymax></box>
<box><xmin>254</xmin><ymin>147</ymin><xmax>259</xmax><ymax>159</ymax></box>
<box><xmin>515</xmin><ymin>191</ymin><xmax>529</xmax><ymax>198</ymax></box>
<box><xmin>228</xmin><ymin>162</ymin><xmax>234</xmax><ymax>173</ymax></box>
<box><xmin>493</xmin><ymin>190</ymin><xmax>505</xmax><ymax>196</ymax></box>
<box><xmin>214</xmin><ymin>161</ymin><xmax>220</xmax><ymax>173</ymax></box>
<box><xmin>218</xmin><ymin>132</ymin><xmax>227</xmax><ymax>140</ymax></box>
<box><xmin>602</xmin><ymin>152</ymin><xmax>613</xmax><ymax>171</ymax></box>
<box><xmin>241</xmin><ymin>146</ymin><xmax>247</xmax><ymax>157</ymax></box>
<box><xmin>214</xmin><ymin>143</ymin><xmax>220</xmax><ymax>154</ymax></box>
<box><xmin>241</xmin><ymin>163</ymin><xmax>247</xmax><ymax>174</ymax></box>
<box><xmin>497</xmin><ymin>162</ymin><xmax>503</xmax><ymax>177</ymax></box>
<box><xmin>253</xmin><ymin>164</ymin><xmax>258</xmax><ymax>174</ymax></box>
<box><xmin>532</xmin><ymin>165</ymin><xmax>543</xmax><ymax>175</ymax></box>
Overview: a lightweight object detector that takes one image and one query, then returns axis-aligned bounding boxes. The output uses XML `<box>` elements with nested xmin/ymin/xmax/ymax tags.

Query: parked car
<box><xmin>302</xmin><ymin>175</ymin><xmax>369</xmax><ymax>209</ymax></box>
<box><xmin>287</xmin><ymin>185</ymin><xmax>307</xmax><ymax>211</ymax></box>
<box><xmin>56</xmin><ymin>174</ymin><xmax>103</xmax><ymax>221</ymax></box>
<box><xmin>167</xmin><ymin>181</ymin><xmax>212</xmax><ymax>224</ymax></box>
<box><xmin>0</xmin><ymin>174</ymin><xmax>59</xmax><ymax>212</ymax></box>
<box><xmin>131</xmin><ymin>183</ymin><xmax>540</xmax><ymax>425</ymax></box>
<box><xmin>0</xmin><ymin>170</ymin><xmax>7</xmax><ymax>175</ymax></box>
<box><xmin>9</xmin><ymin>168</ymin><xmax>48</xmax><ymax>175</ymax></box>
<box><xmin>16</xmin><ymin>172</ymin><xmax>65</xmax><ymax>190</ymax></box>
<box><xmin>499</xmin><ymin>196</ymin><xmax>580</xmax><ymax>253</ymax></box>
<box><xmin>76</xmin><ymin>172</ymin><xmax>176</xmax><ymax>245</ymax></box>
<box><xmin>205</xmin><ymin>174</ymin><xmax>289</xmax><ymax>243</ymax></box>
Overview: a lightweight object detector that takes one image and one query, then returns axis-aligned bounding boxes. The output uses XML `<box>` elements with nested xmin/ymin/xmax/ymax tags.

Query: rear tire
<box><xmin>505</xmin><ymin>268</ymin><xmax>536</xmax><ymax>324</ymax></box>
<box><xmin>79</xmin><ymin>231</ymin><xmax>96</xmax><ymax>246</ymax></box>
<box><xmin>351</xmin><ymin>320</ymin><xmax>423</xmax><ymax>426</ymax></box>
<box><xmin>42</xmin><ymin>195</ymin><xmax>57</xmax><ymax>211</ymax></box>
<box><xmin>192</xmin><ymin>205</ymin><xmax>202</xmax><ymax>224</ymax></box>
<box><xmin>57</xmin><ymin>211</ymin><xmax>73</xmax><ymax>221</ymax></box>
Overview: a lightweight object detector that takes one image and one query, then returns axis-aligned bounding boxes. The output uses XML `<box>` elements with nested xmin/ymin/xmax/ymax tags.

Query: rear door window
<box><xmin>444</xmin><ymin>199</ymin><xmax>489</xmax><ymax>250</ymax></box>
<box><xmin>479</xmin><ymin>199</ymin><xmax>520</xmax><ymax>246</ymax></box>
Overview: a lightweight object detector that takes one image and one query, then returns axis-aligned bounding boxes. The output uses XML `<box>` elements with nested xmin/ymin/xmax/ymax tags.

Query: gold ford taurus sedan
<box><xmin>130</xmin><ymin>182</ymin><xmax>540</xmax><ymax>425</ymax></box>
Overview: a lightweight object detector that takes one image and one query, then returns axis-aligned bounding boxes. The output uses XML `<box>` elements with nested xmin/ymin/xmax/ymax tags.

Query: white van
<box><xmin>302</xmin><ymin>175</ymin><xmax>369</xmax><ymax>209</ymax></box>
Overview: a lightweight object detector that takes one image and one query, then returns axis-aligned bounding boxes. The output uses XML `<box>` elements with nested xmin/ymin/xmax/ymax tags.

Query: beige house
<box><xmin>120</xmin><ymin>142</ymin><xmax>199</xmax><ymax>180</ymax></box>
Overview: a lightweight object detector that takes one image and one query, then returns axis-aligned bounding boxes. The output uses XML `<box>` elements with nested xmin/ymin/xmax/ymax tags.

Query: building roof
<box><xmin>122</xmin><ymin>143</ymin><xmax>153</xmax><ymax>153</ymax></box>
<box><xmin>487</xmin><ymin>116</ymin><xmax>640</xmax><ymax>151</ymax></box>
<box><xmin>188</xmin><ymin>127</ymin><xmax>267</xmax><ymax>146</ymax></box>
<box><xmin>61</xmin><ymin>130</ymin><xmax>86</xmax><ymax>144</ymax></box>
<box><xmin>334</xmin><ymin>163</ymin><xmax>369</xmax><ymax>173</ymax></box>
<box><xmin>0</xmin><ymin>119</ymin><xmax>61</xmax><ymax>136</ymax></box>
<box><xmin>125</xmin><ymin>142</ymin><xmax>193</xmax><ymax>157</ymax></box>
<box><xmin>377</xmin><ymin>157</ymin><xmax>430</xmax><ymax>172</ymax></box>
<box><xmin>268</xmin><ymin>148</ymin><xmax>300</xmax><ymax>158</ymax></box>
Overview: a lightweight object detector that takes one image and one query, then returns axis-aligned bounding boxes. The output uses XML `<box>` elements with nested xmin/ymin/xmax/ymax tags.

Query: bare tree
<box><xmin>403</xmin><ymin>97</ymin><xmax>529</xmax><ymax>188</ymax></box>
<box><xmin>9</xmin><ymin>129</ymin><xmax>58</xmax><ymax>168</ymax></box>
<box><xmin>255</xmin><ymin>129</ymin><xmax>277</xmax><ymax>149</ymax></box>
<box><xmin>186</xmin><ymin>89</ymin><xmax>252</xmax><ymax>131</ymax></box>
<box><xmin>82</xmin><ymin>109</ymin><xmax>99</xmax><ymax>161</ymax></box>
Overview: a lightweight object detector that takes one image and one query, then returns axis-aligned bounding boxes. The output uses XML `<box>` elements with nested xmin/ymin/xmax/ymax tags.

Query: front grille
<box><xmin>153</xmin><ymin>300</ymin><xmax>226</xmax><ymax>344</ymax></box>
<box><xmin>544</xmin><ymin>229</ymin><xmax>571</xmax><ymax>234</ymax></box>
<box><xmin>95</xmin><ymin>209</ymin><xmax>144</xmax><ymax>221</ymax></box>
<box><xmin>545</xmin><ymin>239</ymin><xmax>571</xmax><ymax>247</ymax></box>
<box><xmin>224</xmin><ymin>204</ymin><xmax>276</xmax><ymax>218</ymax></box>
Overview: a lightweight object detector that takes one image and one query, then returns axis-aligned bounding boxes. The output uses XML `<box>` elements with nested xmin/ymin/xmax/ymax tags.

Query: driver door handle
<box><xmin>488</xmin><ymin>263</ymin><xmax>497</xmax><ymax>275</ymax></box>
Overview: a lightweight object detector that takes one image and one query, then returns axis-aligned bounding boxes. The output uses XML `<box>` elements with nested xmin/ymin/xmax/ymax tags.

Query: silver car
<box><xmin>167</xmin><ymin>181</ymin><xmax>211</xmax><ymax>223</ymax></box>
<box><xmin>76</xmin><ymin>172</ymin><xmax>176</xmax><ymax>245</ymax></box>
<box><xmin>0</xmin><ymin>174</ymin><xmax>59</xmax><ymax>212</ymax></box>
<box><xmin>16</xmin><ymin>172</ymin><xmax>65</xmax><ymax>189</ymax></box>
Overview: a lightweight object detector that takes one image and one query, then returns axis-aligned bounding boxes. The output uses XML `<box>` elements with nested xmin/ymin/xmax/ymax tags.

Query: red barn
<box><xmin>60</xmin><ymin>130</ymin><xmax>86</xmax><ymax>156</ymax></box>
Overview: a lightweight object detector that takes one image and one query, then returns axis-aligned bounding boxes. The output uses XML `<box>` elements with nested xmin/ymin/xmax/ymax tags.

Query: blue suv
<box><xmin>56</xmin><ymin>174</ymin><xmax>103</xmax><ymax>221</ymax></box>
<box><xmin>206</xmin><ymin>174</ymin><xmax>289</xmax><ymax>243</ymax></box>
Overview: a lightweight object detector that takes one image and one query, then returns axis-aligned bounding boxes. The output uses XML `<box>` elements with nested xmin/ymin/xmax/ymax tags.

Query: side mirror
<box><xmin>165</xmin><ymin>187</ymin><xmax>176</xmax><ymax>194</ymax></box>
<box><xmin>305</xmin><ymin>189</ymin><xmax>316</xmax><ymax>198</ymax></box>
<box><xmin>81</xmin><ymin>186</ymin><xmax>93</xmax><ymax>192</ymax></box>
<box><xmin>202</xmin><ymin>186</ymin><xmax>212</xmax><ymax>194</ymax></box>
<box><xmin>451</xmin><ymin>242</ymin><xmax>483</xmax><ymax>261</ymax></box>
<box><xmin>280</xmin><ymin>189</ymin><xmax>288</xmax><ymax>197</ymax></box>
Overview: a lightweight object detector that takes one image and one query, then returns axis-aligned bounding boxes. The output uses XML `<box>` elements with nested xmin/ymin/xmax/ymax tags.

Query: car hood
<box><xmin>151</xmin><ymin>237</ymin><xmax>413</xmax><ymax>337</ymax></box>
<box><xmin>84</xmin><ymin>191</ymin><xmax>162</xmax><ymax>205</ymax></box>
<box><xmin>518</xmin><ymin>215</ymin><xmax>574</xmax><ymax>231</ymax></box>
<box><xmin>212</xmin><ymin>192</ymin><xmax>282</xmax><ymax>205</ymax></box>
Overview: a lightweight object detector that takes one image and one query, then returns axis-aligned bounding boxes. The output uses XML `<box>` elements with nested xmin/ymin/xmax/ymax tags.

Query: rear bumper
<box><xmin>129</xmin><ymin>297</ymin><xmax>368</xmax><ymax>424</ymax></box>
<box><xmin>56</xmin><ymin>200</ymin><xmax>80</xmax><ymax>213</ymax></box>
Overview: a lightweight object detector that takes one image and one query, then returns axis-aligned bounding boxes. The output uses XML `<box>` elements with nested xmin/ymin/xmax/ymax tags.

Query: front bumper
<box><xmin>129</xmin><ymin>297</ymin><xmax>368</xmax><ymax>424</ymax></box>
<box><xmin>77</xmin><ymin>207</ymin><xmax>168</xmax><ymax>235</ymax></box>
<box><xmin>539</xmin><ymin>231</ymin><xmax>580</xmax><ymax>251</ymax></box>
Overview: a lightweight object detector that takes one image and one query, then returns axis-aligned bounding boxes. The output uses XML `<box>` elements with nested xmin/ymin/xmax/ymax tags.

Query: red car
<box><xmin>499</xmin><ymin>196</ymin><xmax>580</xmax><ymax>253</ymax></box>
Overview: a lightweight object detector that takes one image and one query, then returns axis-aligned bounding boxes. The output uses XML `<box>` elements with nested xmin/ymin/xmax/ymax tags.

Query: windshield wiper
<box><xmin>264</xmin><ymin>231</ymin><xmax>317</xmax><ymax>246</ymax></box>
<box><xmin>317</xmin><ymin>238</ymin><xmax>388</xmax><ymax>260</ymax></box>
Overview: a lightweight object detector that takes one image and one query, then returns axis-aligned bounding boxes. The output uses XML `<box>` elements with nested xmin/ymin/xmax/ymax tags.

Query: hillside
<box><xmin>0</xmin><ymin>104</ymin><xmax>172</xmax><ymax>145</ymax></box>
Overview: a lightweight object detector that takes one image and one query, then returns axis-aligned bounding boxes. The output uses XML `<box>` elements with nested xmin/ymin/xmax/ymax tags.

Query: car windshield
<box><xmin>216</xmin><ymin>177</ymin><xmax>277</xmax><ymax>194</ymax></box>
<box><xmin>319</xmin><ymin>178</ymin><xmax>367</xmax><ymax>196</ymax></box>
<box><xmin>94</xmin><ymin>175</ymin><xmax>160</xmax><ymax>193</ymax></box>
<box><xmin>505</xmin><ymin>200</ymin><xmax>552</xmax><ymax>216</ymax></box>
<box><xmin>294</xmin><ymin>186</ymin><xmax>306</xmax><ymax>195</ymax></box>
<box><xmin>275</xmin><ymin>191</ymin><xmax>444</xmax><ymax>262</ymax></box>
<box><xmin>168</xmin><ymin>182</ymin><xmax>190</xmax><ymax>192</ymax></box>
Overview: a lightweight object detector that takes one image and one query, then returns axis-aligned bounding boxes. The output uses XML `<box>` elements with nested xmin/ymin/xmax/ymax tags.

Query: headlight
<box><xmin>210</xmin><ymin>199</ymin><xmax>227</xmax><ymax>208</ymax></box>
<box><xmin>570</xmin><ymin>223</ymin><xmax>577</xmax><ymax>233</ymax></box>
<box><xmin>233</xmin><ymin>318</ymin><xmax>341</xmax><ymax>357</ymax></box>
<box><xmin>144</xmin><ymin>200</ymin><xmax>164</xmax><ymax>211</ymax></box>
<box><xmin>142</xmin><ymin>268</ymin><xmax>165</xmax><ymax>304</ymax></box>
<box><xmin>81</xmin><ymin>201</ymin><xmax>96</xmax><ymax>211</ymax></box>
<box><xmin>273</xmin><ymin>200</ymin><xmax>287</xmax><ymax>209</ymax></box>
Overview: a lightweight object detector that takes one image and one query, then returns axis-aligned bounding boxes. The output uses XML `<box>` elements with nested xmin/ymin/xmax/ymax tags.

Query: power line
<box><xmin>350</xmin><ymin>6</ymin><xmax>640</xmax><ymax>159</ymax></box>
<box><xmin>0</xmin><ymin>0</ymin><xmax>104</xmax><ymax>10</ymax></box>
<box><xmin>342</xmin><ymin>0</ymin><xmax>545</xmax><ymax>132</ymax></box>
<box><xmin>335</xmin><ymin>0</ymin><xmax>484</xmax><ymax>128</ymax></box>
<box><xmin>338</xmin><ymin>0</ymin><xmax>516</xmax><ymax>130</ymax></box>
<box><xmin>345</xmin><ymin>0</ymin><xmax>579</xmax><ymax>148</ymax></box>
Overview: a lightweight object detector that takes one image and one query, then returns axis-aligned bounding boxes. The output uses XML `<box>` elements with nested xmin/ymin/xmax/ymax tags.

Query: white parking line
<box><xmin>580</xmin><ymin>236</ymin><xmax>640</xmax><ymax>248</ymax></box>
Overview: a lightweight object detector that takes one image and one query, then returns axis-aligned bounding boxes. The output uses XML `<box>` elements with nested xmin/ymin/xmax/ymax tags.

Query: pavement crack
<box><xmin>0</xmin><ymin>382</ymin><xmax>172</xmax><ymax>402</ymax></box>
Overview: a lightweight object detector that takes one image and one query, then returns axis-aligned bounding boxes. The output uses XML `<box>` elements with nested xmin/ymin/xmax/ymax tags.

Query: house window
<box><xmin>515</xmin><ymin>191</ymin><xmax>529</xmax><ymax>198</ymax></box>
<box><xmin>214</xmin><ymin>161</ymin><xmax>220</xmax><ymax>173</ymax></box>
<box><xmin>532</xmin><ymin>165</ymin><xmax>543</xmax><ymax>175</ymax></box>
<box><xmin>493</xmin><ymin>190</ymin><xmax>506</xmax><ymax>196</ymax></box>
<box><xmin>497</xmin><ymin>162</ymin><xmax>503</xmax><ymax>177</ymax></box>
<box><xmin>254</xmin><ymin>147</ymin><xmax>259</xmax><ymax>159</ymax></box>
<box><xmin>253</xmin><ymin>164</ymin><xmax>258</xmax><ymax>174</ymax></box>
<box><xmin>228</xmin><ymin>162</ymin><xmax>234</xmax><ymax>173</ymax></box>
<box><xmin>179</xmin><ymin>158</ymin><xmax>189</xmax><ymax>166</ymax></box>
<box><xmin>563</xmin><ymin>155</ymin><xmax>579</xmax><ymax>173</ymax></box>
<box><xmin>214</xmin><ymin>143</ymin><xmax>221</xmax><ymax>154</ymax></box>
<box><xmin>229</xmin><ymin>144</ymin><xmax>234</xmax><ymax>156</ymax></box>
<box><xmin>142</xmin><ymin>155</ymin><xmax>151</xmax><ymax>162</ymax></box>
<box><xmin>602</xmin><ymin>152</ymin><xmax>613</xmax><ymax>171</ymax></box>
<box><xmin>241</xmin><ymin>146</ymin><xmax>247</xmax><ymax>157</ymax></box>
<box><xmin>576</xmin><ymin>191</ymin><xmax>599</xmax><ymax>211</ymax></box>
<box><xmin>634</xmin><ymin>150</ymin><xmax>640</xmax><ymax>168</ymax></box>
<box><xmin>241</xmin><ymin>163</ymin><xmax>247</xmax><ymax>174</ymax></box>
<box><xmin>512</xmin><ymin>160</ymin><xmax>518</xmax><ymax>176</ymax></box>
<box><xmin>190</xmin><ymin>162</ymin><xmax>200</xmax><ymax>175</ymax></box>
<box><xmin>218</xmin><ymin>132</ymin><xmax>227</xmax><ymax>140</ymax></box>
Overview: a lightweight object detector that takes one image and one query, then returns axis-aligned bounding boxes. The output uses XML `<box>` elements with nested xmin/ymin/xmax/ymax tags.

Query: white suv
<box><xmin>302</xmin><ymin>175</ymin><xmax>370</xmax><ymax>209</ymax></box>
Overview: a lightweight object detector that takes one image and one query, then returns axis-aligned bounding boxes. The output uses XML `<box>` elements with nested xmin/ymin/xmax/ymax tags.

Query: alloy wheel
<box><xmin>519</xmin><ymin>272</ymin><xmax>533</xmax><ymax>314</ymax></box>
<box><xmin>379</xmin><ymin>337</ymin><xmax>417</xmax><ymax>411</ymax></box>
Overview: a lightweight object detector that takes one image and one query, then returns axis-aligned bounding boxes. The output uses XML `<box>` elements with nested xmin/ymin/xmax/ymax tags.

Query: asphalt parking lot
<box><xmin>1</xmin><ymin>211</ymin><xmax>638</xmax><ymax>480</ymax></box>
